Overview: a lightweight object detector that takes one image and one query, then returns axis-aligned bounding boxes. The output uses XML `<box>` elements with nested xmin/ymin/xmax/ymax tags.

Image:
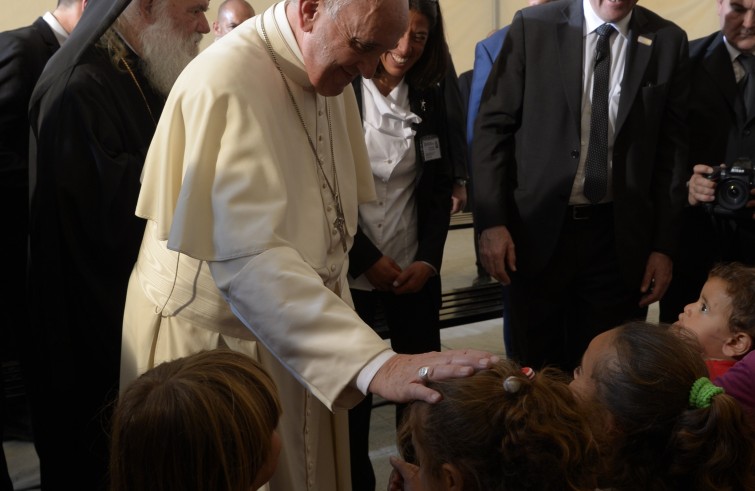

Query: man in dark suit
<box><xmin>662</xmin><ymin>0</ymin><xmax>755</xmax><ymax>323</ymax></box>
<box><xmin>0</xmin><ymin>2</ymin><xmax>86</xmax><ymax>488</ymax></box>
<box><xmin>472</xmin><ymin>0</ymin><xmax>689</xmax><ymax>371</ymax></box>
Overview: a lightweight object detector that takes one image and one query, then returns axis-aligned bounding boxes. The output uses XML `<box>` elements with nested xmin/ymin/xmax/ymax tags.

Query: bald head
<box><xmin>213</xmin><ymin>0</ymin><xmax>255</xmax><ymax>39</ymax></box>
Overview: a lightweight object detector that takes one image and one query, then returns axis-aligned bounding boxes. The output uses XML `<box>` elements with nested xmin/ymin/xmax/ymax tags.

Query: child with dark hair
<box><xmin>571</xmin><ymin>321</ymin><xmax>755</xmax><ymax>490</ymax></box>
<box><xmin>110</xmin><ymin>349</ymin><xmax>282</xmax><ymax>491</ymax></box>
<box><xmin>675</xmin><ymin>262</ymin><xmax>755</xmax><ymax>413</ymax></box>
<box><xmin>388</xmin><ymin>360</ymin><xmax>598</xmax><ymax>491</ymax></box>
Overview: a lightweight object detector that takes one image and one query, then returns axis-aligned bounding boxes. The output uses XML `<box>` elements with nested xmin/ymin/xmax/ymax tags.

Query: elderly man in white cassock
<box><xmin>119</xmin><ymin>0</ymin><xmax>499</xmax><ymax>489</ymax></box>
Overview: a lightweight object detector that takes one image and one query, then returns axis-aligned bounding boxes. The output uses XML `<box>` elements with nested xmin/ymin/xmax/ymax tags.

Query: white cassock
<box><xmin>119</xmin><ymin>3</ymin><xmax>393</xmax><ymax>490</ymax></box>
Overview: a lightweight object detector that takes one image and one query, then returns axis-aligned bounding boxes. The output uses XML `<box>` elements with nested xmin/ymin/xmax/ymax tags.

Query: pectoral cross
<box><xmin>333</xmin><ymin>199</ymin><xmax>348</xmax><ymax>253</ymax></box>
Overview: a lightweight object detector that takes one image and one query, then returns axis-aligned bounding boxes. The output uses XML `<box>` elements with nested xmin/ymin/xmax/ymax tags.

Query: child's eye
<box><xmin>701</xmin><ymin>303</ymin><xmax>709</xmax><ymax>313</ymax></box>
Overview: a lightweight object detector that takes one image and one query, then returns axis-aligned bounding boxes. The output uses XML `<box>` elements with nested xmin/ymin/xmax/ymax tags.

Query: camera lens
<box><xmin>716</xmin><ymin>178</ymin><xmax>749</xmax><ymax>210</ymax></box>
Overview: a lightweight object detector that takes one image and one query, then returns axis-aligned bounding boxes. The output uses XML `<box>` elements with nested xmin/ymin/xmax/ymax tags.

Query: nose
<box><xmin>358</xmin><ymin>55</ymin><xmax>381</xmax><ymax>79</ymax></box>
<box><xmin>682</xmin><ymin>302</ymin><xmax>693</xmax><ymax>316</ymax></box>
<box><xmin>198</xmin><ymin>13</ymin><xmax>211</xmax><ymax>34</ymax></box>
<box><xmin>393</xmin><ymin>32</ymin><xmax>411</xmax><ymax>56</ymax></box>
<box><xmin>745</xmin><ymin>10</ymin><xmax>755</xmax><ymax>28</ymax></box>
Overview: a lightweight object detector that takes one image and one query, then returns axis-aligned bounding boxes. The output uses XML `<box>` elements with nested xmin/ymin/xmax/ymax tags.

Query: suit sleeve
<box><xmin>651</xmin><ymin>31</ymin><xmax>690</xmax><ymax>257</ymax></box>
<box><xmin>442</xmin><ymin>59</ymin><xmax>469</xmax><ymax>181</ymax></box>
<box><xmin>348</xmin><ymin>226</ymin><xmax>383</xmax><ymax>278</ymax></box>
<box><xmin>471</xmin><ymin>12</ymin><xmax>525</xmax><ymax>232</ymax></box>
<box><xmin>415</xmin><ymin>87</ymin><xmax>454</xmax><ymax>271</ymax></box>
<box><xmin>0</xmin><ymin>34</ymin><xmax>33</xmax><ymax>185</ymax></box>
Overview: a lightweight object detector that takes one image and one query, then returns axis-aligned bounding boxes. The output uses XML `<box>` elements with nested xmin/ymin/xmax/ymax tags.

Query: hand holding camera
<box><xmin>688</xmin><ymin>158</ymin><xmax>755</xmax><ymax>219</ymax></box>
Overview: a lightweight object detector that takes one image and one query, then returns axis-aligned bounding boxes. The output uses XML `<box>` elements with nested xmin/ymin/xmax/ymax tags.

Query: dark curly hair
<box><xmin>708</xmin><ymin>262</ymin><xmax>755</xmax><ymax>341</ymax></box>
<box><xmin>397</xmin><ymin>359</ymin><xmax>599</xmax><ymax>490</ymax></box>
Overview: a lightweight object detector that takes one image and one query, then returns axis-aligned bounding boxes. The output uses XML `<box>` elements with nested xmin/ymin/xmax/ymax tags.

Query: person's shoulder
<box><xmin>689</xmin><ymin>31</ymin><xmax>723</xmax><ymax>59</ymax></box>
<box><xmin>0</xmin><ymin>21</ymin><xmax>41</xmax><ymax>52</ymax></box>
<box><xmin>739</xmin><ymin>350</ymin><xmax>755</xmax><ymax>369</ymax></box>
<box><xmin>632</xmin><ymin>4</ymin><xmax>687</xmax><ymax>38</ymax></box>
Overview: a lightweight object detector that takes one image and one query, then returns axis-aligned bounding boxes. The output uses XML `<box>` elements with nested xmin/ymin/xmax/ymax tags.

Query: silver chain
<box><xmin>260</xmin><ymin>20</ymin><xmax>348</xmax><ymax>252</ymax></box>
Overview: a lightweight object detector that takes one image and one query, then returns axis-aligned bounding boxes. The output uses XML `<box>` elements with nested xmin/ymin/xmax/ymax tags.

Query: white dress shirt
<box><xmin>350</xmin><ymin>78</ymin><xmax>422</xmax><ymax>291</ymax></box>
<box><xmin>42</xmin><ymin>11</ymin><xmax>70</xmax><ymax>45</ymax></box>
<box><xmin>569</xmin><ymin>0</ymin><xmax>632</xmax><ymax>205</ymax></box>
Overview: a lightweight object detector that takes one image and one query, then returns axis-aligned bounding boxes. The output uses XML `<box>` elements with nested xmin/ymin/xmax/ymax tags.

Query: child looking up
<box><xmin>675</xmin><ymin>262</ymin><xmax>755</xmax><ymax>379</ymax></box>
<box><xmin>388</xmin><ymin>360</ymin><xmax>598</xmax><ymax>491</ymax></box>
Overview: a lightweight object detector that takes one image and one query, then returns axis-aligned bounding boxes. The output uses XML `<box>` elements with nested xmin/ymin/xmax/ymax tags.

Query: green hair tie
<box><xmin>689</xmin><ymin>377</ymin><xmax>725</xmax><ymax>409</ymax></box>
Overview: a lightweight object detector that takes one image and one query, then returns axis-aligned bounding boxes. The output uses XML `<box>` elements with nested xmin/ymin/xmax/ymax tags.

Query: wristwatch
<box><xmin>454</xmin><ymin>178</ymin><xmax>468</xmax><ymax>186</ymax></box>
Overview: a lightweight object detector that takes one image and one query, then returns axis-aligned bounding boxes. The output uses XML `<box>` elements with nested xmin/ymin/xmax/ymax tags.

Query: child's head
<box><xmin>676</xmin><ymin>262</ymin><xmax>755</xmax><ymax>360</ymax></box>
<box><xmin>570</xmin><ymin>321</ymin><xmax>755</xmax><ymax>490</ymax></box>
<box><xmin>397</xmin><ymin>359</ymin><xmax>598</xmax><ymax>491</ymax></box>
<box><xmin>110</xmin><ymin>349</ymin><xmax>282</xmax><ymax>491</ymax></box>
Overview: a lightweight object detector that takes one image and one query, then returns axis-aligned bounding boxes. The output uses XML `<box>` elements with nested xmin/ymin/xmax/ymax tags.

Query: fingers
<box><xmin>368</xmin><ymin>350</ymin><xmax>499</xmax><ymax>404</ymax></box>
<box><xmin>479</xmin><ymin>226</ymin><xmax>515</xmax><ymax>285</ymax></box>
<box><xmin>418</xmin><ymin>349</ymin><xmax>500</xmax><ymax>370</ymax></box>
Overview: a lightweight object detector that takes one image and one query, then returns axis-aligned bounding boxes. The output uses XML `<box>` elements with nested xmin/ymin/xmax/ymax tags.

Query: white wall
<box><xmin>2</xmin><ymin>0</ymin><xmax>720</xmax><ymax>74</ymax></box>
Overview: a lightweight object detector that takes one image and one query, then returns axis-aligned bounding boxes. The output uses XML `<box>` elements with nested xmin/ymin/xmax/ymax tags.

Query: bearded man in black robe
<box><xmin>26</xmin><ymin>0</ymin><xmax>209</xmax><ymax>487</ymax></box>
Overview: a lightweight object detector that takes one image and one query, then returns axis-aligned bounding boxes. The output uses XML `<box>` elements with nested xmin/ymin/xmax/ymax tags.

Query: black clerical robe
<box><xmin>27</xmin><ymin>39</ymin><xmax>164</xmax><ymax>490</ymax></box>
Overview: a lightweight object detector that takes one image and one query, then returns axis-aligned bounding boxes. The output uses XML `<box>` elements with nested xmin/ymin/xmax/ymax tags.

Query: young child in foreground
<box><xmin>570</xmin><ymin>321</ymin><xmax>755</xmax><ymax>490</ymax></box>
<box><xmin>674</xmin><ymin>262</ymin><xmax>755</xmax><ymax>413</ymax></box>
<box><xmin>388</xmin><ymin>359</ymin><xmax>598</xmax><ymax>491</ymax></box>
<box><xmin>109</xmin><ymin>349</ymin><xmax>282</xmax><ymax>491</ymax></box>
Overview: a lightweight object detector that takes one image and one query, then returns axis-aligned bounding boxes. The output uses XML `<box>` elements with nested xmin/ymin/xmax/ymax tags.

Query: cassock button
<box><xmin>744</xmin><ymin>129</ymin><xmax>752</xmax><ymax>136</ymax></box>
<box><xmin>571</xmin><ymin>150</ymin><xmax>579</xmax><ymax>159</ymax></box>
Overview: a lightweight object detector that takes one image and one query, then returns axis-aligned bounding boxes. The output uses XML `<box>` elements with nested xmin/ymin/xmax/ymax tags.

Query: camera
<box><xmin>704</xmin><ymin>158</ymin><xmax>755</xmax><ymax>217</ymax></box>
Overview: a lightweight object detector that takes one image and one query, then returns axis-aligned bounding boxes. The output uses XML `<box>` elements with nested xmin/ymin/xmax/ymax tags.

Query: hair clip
<box><xmin>689</xmin><ymin>377</ymin><xmax>724</xmax><ymax>409</ymax></box>
<box><xmin>520</xmin><ymin>367</ymin><xmax>535</xmax><ymax>380</ymax></box>
<box><xmin>503</xmin><ymin>376</ymin><xmax>522</xmax><ymax>393</ymax></box>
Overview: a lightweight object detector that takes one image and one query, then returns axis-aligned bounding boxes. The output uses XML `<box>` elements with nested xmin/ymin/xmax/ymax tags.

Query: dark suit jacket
<box><xmin>686</xmin><ymin>31</ymin><xmax>755</xmax><ymax>260</ymax></box>
<box><xmin>472</xmin><ymin>0</ymin><xmax>689</xmax><ymax>288</ymax></box>
<box><xmin>0</xmin><ymin>17</ymin><xmax>59</xmax><ymax>358</ymax></box>
<box><xmin>441</xmin><ymin>59</ymin><xmax>469</xmax><ymax>181</ymax></box>
<box><xmin>689</xmin><ymin>31</ymin><xmax>755</xmax><ymax>170</ymax></box>
<box><xmin>0</xmin><ymin>17</ymin><xmax>59</xmax><ymax>191</ymax></box>
<box><xmin>348</xmin><ymin>78</ymin><xmax>453</xmax><ymax>278</ymax></box>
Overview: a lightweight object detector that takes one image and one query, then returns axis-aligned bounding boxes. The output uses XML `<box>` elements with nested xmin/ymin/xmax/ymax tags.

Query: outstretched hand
<box><xmin>368</xmin><ymin>349</ymin><xmax>499</xmax><ymax>404</ymax></box>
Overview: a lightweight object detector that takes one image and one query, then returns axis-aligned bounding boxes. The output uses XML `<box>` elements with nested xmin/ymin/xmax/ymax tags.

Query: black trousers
<box><xmin>348</xmin><ymin>276</ymin><xmax>442</xmax><ymax>491</ymax></box>
<box><xmin>509</xmin><ymin>205</ymin><xmax>645</xmax><ymax>373</ymax></box>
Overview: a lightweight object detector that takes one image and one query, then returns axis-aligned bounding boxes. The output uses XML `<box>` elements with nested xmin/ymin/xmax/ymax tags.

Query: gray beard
<box><xmin>139</xmin><ymin>17</ymin><xmax>202</xmax><ymax>96</ymax></box>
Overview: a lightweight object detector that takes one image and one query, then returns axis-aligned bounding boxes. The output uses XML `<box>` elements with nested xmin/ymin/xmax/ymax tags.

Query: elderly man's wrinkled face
<box><xmin>140</xmin><ymin>0</ymin><xmax>210</xmax><ymax>95</ymax></box>
<box><xmin>720</xmin><ymin>0</ymin><xmax>755</xmax><ymax>53</ymax></box>
<box><xmin>299</xmin><ymin>0</ymin><xmax>409</xmax><ymax>96</ymax></box>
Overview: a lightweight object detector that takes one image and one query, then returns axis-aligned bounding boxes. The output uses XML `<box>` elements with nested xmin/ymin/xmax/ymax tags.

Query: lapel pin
<box><xmin>638</xmin><ymin>36</ymin><xmax>653</xmax><ymax>46</ymax></box>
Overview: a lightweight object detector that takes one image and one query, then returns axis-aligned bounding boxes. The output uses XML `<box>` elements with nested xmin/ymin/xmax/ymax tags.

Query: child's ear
<box><xmin>440</xmin><ymin>463</ymin><xmax>464</xmax><ymax>491</ymax></box>
<box><xmin>722</xmin><ymin>332</ymin><xmax>752</xmax><ymax>358</ymax></box>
